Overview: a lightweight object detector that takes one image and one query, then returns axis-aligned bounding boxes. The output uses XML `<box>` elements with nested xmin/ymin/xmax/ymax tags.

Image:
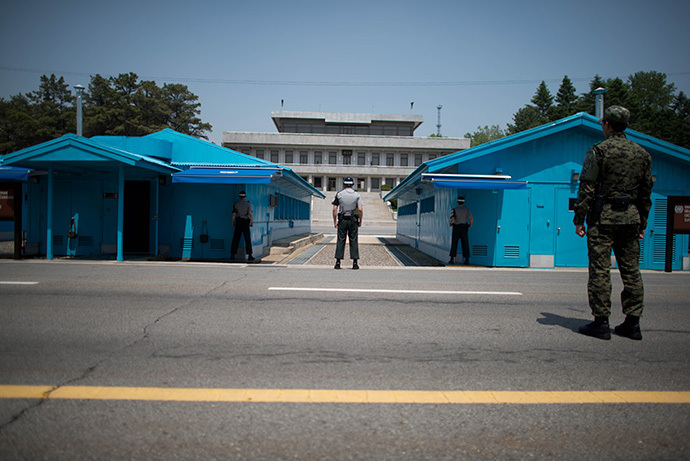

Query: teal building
<box><xmin>384</xmin><ymin>113</ymin><xmax>690</xmax><ymax>270</ymax></box>
<box><xmin>1</xmin><ymin>129</ymin><xmax>324</xmax><ymax>261</ymax></box>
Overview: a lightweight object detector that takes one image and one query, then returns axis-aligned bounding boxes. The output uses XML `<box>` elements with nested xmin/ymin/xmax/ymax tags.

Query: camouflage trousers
<box><xmin>587</xmin><ymin>224</ymin><xmax>644</xmax><ymax>318</ymax></box>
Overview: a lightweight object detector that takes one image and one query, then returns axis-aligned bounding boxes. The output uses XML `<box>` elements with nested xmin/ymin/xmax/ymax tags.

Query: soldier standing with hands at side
<box><xmin>231</xmin><ymin>190</ymin><xmax>254</xmax><ymax>261</ymax></box>
<box><xmin>333</xmin><ymin>176</ymin><xmax>363</xmax><ymax>270</ymax></box>
<box><xmin>449</xmin><ymin>196</ymin><xmax>473</xmax><ymax>265</ymax></box>
<box><xmin>573</xmin><ymin>106</ymin><xmax>653</xmax><ymax>341</ymax></box>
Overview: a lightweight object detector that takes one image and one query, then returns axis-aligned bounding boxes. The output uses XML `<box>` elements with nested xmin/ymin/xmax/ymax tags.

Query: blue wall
<box><xmin>394</xmin><ymin>123</ymin><xmax>689</xmax><ymax>270</ymax></box>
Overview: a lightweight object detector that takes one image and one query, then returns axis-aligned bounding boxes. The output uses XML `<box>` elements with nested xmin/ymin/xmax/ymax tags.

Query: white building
<box><xmin>222</xmin><ymin>111</ymin><xmax>469</xmax><ymax>192</ymax></box>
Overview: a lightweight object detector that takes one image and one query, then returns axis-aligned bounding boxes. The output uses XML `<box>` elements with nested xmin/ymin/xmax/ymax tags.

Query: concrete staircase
<box><xmin>312</xmin><ymin>191</ymin><xmax>396</xmax><ymax>227</ymax></box>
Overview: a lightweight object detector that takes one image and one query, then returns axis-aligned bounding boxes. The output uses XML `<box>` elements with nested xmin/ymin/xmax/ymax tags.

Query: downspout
<box><xmin>117</xmin><ymin>164</ymin><xmax>124</xmax><ymax>262</ymax></box>
<box><xmin>46</xmin><ymin>163</ymin><xmax>54</xmax><ymax>260</ymax></box>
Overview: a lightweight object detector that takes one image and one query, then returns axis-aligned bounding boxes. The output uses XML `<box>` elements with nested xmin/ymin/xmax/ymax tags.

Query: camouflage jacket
<box><xmin>573</xmin><ymin>131</ymin><xmax>653</xmax><ymax>228</ymax></box>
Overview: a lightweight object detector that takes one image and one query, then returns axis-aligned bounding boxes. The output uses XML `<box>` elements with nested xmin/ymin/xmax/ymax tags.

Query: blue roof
<box><xmin>385</xmin><ymin>112</ymin><xmax>690</xmax><ymax>201</ymax></box>
<box><xmin>2</xmin><ymin>133</ymin><xmax>179</xmax><ymax>174</ymax></box>
<box><xmin>2</xmin><ymin>129</ymin><xmax>325</xmax><ymax>198</ymax></box>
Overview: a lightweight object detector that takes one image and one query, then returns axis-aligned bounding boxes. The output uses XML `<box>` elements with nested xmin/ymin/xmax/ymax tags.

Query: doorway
<box><xmin>124</xmin><ymin>181</ymin><xmax>150</xmax><ymax>253</ymax></box>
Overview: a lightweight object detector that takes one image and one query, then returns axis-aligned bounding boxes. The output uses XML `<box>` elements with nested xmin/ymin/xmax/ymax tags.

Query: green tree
<box><xmin>575</xmin><ymin>74</ymin><xmax>607</xmax><ymax>114</ymax></box>
<box><xmin>464</xmin><ymin>124</ymin><xmax>507</xmax><ymax>147</ymax></box>
<box><xmin>551</xmin><ymin>75</ymin><xmax>578</xmax><ymax>120</ymax></box>
<box><xmin>507</xmin><ymin>105</ymin><xmax>543</xmax><ymax>135</ymax></box>
<box><xmin>531</xmin><ymin>81</ymin><xmax>554</xmax><ymax>119</ymax></box>
<box><xmin>0</xmin><ymin>74</ymin><xmax>76</xmax><ymax>155</ymax></box>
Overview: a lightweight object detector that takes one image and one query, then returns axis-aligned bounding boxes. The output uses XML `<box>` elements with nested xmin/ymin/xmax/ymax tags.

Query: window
<box><xmin>300</xmin><ymin>151</ymin><xmax>308</xmax><ymax>164</ymax></box>
<box><xmin>314</xmin><ymin>177</ymin><xmax>323</xmax><ymax>189</ymax></box>
<box><xmin>371</xmin><ymin>153</ymin><xmax>380</xmax><ymax>165</ymax></box>
<box><xmin>386</xmin><ymin>154</ymin><xmax>394</xmax><ymax>166</ymax></box>
<box><xmin>328</xmin><ymin>152</ymin><xmax>337</xmax><ymax>164</ymax></box>
<box><xmin>414</xmin><ymin>154</ymin><xmax>422</xmax><ymax>166</ymax></box>
<box><xmin>357</xmin><ymin>152</ymin><xmax>366</xmax><ymax>165</ymax></box>
<box><xmin>314</xmin><ymin>151</ymin><xmax>322</xmax><ymax>164</ymax></box>
<box><xmin>400</xmin><ymin>154</ymin><xmax>408</xmax><ymax>167</ymax></box>
<box><xmin>256</xmin><ymin>150</ymin><xmax>264</xmax><ymax>160</ymax></box>
<box><xmin>342</xmin><ymin>150</ymin><xmax>352</xmax><ymax>165</ymax></box>
<box><xmin>285</xmin><ymin>150</ymin><xmax>293</xmax><ymax>163</ymax></box>
<box><xmin>371</xmin><ymin>177</ymin><xmax>380</xmax><ymax>191</ymax></box>
<box><xmin>270</xmin><ymin>150</ymin><xmax>279</xmax><ymax>163</ymax></box>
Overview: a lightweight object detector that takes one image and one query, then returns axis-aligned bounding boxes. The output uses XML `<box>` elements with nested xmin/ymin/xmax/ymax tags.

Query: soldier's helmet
<box><xmin>343</xmin><ymin>176</ymin><xmax>355</xmax><ymax>186</ymax></box>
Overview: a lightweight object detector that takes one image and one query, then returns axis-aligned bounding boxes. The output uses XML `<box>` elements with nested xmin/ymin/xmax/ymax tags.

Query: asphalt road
<box><xmin>0</xmin><ymin>260</ymin><xmax>689</xmax><ymax>460</ymax></box>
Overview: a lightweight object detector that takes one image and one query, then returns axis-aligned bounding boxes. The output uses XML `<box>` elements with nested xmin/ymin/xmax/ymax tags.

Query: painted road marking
<box><xmin>269</xmin><ymin>287</ymin><xmax>523</xmax><ymax>296</ymax></box>
<box><xmin>0</xmin><ymin>281</ymin><xmax>38</xmax><ymax>285</ymax></box>
<box><xmin>1</xmin><ymin>385</ymin><xmax>688</xmax><ymax>404</ymax></box>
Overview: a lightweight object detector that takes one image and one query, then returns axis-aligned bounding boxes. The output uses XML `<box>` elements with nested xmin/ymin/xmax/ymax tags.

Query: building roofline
<box><xmin>270</xmin><ymin>110</ymin><xmax>424</xmax><ymax>131</ymax></box>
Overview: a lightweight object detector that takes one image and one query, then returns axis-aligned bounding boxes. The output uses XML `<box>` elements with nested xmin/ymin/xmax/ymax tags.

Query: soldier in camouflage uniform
<box><xmin>573</xmin><ymin>106</ymin><xmax>653</xmax><ymax>340</ymax></box>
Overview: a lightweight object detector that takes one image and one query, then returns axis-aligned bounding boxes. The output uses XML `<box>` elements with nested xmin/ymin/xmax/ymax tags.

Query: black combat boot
<box><xmin>614</xmin><ymin>315</ymin><xmax>642</xmax><ymax>340</ymax></box>
<box><xmin>352</xmin><ymin>260</ymin><xmax>359</xmax><ymax>270</ymax></box>
<box><xmin>448</xmin><ymin>257</ymin><xmax>455</xmax><ymax>265</ymax></box>
<box><xmin>578</xmin><ymin>316</ymin><xmax>611</xmax><ymax>340</ymax></box>
<box><xmin>334</xmin><ymin>259</ymin><xmax>341</xmax><ymax>270</ymax></box>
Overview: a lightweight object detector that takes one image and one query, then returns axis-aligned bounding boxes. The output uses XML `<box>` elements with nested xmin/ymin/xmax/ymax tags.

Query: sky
<box><xmin>1</xmin><ymin>0</ymin><xmax>689</xmax><ymax>145</ymax></box>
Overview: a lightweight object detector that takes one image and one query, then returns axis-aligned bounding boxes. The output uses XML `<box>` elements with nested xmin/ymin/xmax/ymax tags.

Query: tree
<box><xmin>0</xmin><ymin>72</ymin><xmax>213</xmax><ymax>155</ymax></box>
<box><xmin>575</xmin><ymin>74</ymin><xmax>607</xmax><ymax>114</ymax></box>
<box><xmin>0</xmin><ymin>74</ymin><xmax>76</xmax><ymax>155</ymax></box>
<box><xmin>162</xmin><ymin>83</ymin><xmax>212</xmax><ymax>138</ymax></box>
<box><xmin>464</xmin><ymin>125</ymin><xmax>507</xmax><ymax>147</ymax></box>
<box><xmin>531</xmin><ymin>81</ymin><xmax>554</xmax><ymax>119</ymax></box>
<box><xmin>551</xmin><ymin>75</ymin><xmax>578</xmax><ymax>120</ymax></box>
<box><xmin>507</xmin><ymin>105</ymin><xmax>543</xmax><ymax>135</ymax></box>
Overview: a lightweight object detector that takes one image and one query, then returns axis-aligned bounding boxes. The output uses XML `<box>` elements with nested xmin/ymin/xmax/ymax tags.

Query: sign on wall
<box><xmin>665</xmin><ymin>196</ymin><xmax>690</xmax><ymax>272</ymax></box>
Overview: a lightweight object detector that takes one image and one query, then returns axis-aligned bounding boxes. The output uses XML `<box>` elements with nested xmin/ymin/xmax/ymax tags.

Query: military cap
<box><xmin>602</xmin><ymin>105</ymin><xmax>630</xmax><ymax>126</ymax></box>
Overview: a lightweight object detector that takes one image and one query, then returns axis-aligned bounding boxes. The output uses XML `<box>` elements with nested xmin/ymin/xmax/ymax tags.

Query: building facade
<box><xmin>222</xmin><ymin>111</ymin><xmax>469</xmax><ymax>192</ymax></box>
<box><xmin>385</xmin><ymin>112</ymin><xmax>690</xmax><ymax>270</ymax></box>
<box><xmin>0</xmin><ymin>129</ymin><xmax>324</xmax><ymax>261</ymax></box>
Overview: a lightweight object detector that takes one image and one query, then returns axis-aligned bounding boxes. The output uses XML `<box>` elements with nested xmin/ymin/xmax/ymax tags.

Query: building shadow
<box><xmin>537</xmin><ymin>312</ymin><xmax>585</xmax><ymax>333</ymax></box>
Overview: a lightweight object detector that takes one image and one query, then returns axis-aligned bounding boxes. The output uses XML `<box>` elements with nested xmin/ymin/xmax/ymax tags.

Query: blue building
<box><xmin>384</xmin><ymin>113</ymin><xmax>690</xmax><ymax>270</ymax></box>
<box><xmin>0</xmin><ymin>129</ymin><xmax>324</xmax><ymax>261</ymax></box>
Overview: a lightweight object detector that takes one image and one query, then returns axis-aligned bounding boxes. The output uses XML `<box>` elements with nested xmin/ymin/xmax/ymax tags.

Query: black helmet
<box><xmin>343</xmin><ymin>176</ymin><xmax>355</xmax><ymax>186</ymax></box>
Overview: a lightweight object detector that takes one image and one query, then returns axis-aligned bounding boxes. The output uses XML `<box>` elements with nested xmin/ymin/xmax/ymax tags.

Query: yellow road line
<box><xmin>1</xmin><ymin>385</ymin><xmax>689</xmax><ymax>404</ymax></box>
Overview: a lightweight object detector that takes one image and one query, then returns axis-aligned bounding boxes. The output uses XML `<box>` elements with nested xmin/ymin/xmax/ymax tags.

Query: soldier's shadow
<box><xmin>537</xmin><ymin>312</ymin><xmax>585</xmax><ymax>333</ymax></box>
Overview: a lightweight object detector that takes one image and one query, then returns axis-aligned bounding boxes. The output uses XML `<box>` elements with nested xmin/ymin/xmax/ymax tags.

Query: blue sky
<box><xmin>1</xmin><ymin>0</ymin><xmax>688</xmax><ymax>144</ymax></box>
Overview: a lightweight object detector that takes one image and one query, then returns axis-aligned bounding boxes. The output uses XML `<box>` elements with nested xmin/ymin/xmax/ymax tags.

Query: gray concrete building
<box><xmin>222</xmin><ymin>111</ymin><xmax>469</xmax><ymax>192</ymax></box>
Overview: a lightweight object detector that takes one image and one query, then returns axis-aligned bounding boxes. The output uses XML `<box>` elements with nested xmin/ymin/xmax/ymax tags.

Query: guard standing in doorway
<box><xmin>333</xmin><ymin>176</ymin><xmax>363</xmax><ymax>269</ymax></box>
<box><xmin>231</xmin><ymin>190</ymin><xmax>254</xmax><ymax>261</ymax></box>
<box><xmin>449</xmin><ymin>196</ymin><xmax>473</xmax><ymax>265</ymax></box>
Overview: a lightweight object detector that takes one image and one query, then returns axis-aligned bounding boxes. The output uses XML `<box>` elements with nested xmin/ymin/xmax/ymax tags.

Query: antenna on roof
<box><xmin>281</xmin><ymin>99</ymin><xmax>284</xmax><ymax>111</ymax></box>
<box><xmin>410</xmin><ymin>102</ymin><xmax>414</xmax><ymax>114</ymax></box>
<box><xmin>436</xmin><ymin>105</ymin><xmax>443</xmax><ymax>137</ymax></box>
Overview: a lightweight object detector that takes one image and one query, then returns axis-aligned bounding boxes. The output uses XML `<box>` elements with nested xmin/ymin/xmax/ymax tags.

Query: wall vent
<box><xmin>504</xmin><ymin>246</ymin><xmax>520</xmax><ymax>258</ymax></box>
<box><xmin>210</xmin><ymin>239</ymin><xmax>225</xmax><ymax>251</ymax></box>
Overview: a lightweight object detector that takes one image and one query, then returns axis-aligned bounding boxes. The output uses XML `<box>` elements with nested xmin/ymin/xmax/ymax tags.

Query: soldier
<box><xmin>230</xmin><ymin>190</ymin><xmax>254</xmax><ymax>261</ymax></box>
<box><xmin>448</xmin><ymin>196</ymin><xmax>473</xmax><ymax>265</ymax></box>
<box><xmin>333</xmin><ymin>176</ymin><xmax>363</xmax><ymax>269</ymax></box>
<box><xmin>573</xmin><ymin>106</ymin><xmax>653</xmax><ymax>340</ymax></box>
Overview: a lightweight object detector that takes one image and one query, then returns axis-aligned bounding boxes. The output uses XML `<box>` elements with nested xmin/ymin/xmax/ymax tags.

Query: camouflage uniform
<box><xmin>573</xmin><ymin>107</ymin><xmax>653</xmax><ymax>319</ymax></box>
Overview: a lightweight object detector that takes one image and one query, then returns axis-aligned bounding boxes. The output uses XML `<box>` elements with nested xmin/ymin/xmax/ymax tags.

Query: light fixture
<box><xmin>571</xmin><ymin>170</ymin><xmax>580</xmax><ymax>182</ymax></box>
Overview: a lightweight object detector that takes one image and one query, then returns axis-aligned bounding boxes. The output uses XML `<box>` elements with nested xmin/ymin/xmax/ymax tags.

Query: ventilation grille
<box><xmin>180</xmin><ymin>238</ymin><xmax>194</xmax><ymax>251</ymax></box>
<box><xmin>654</xmin><ymin>198</ymin><xmax>667</xmax><ymax>228</ymax></box>
<box><xmin>653</xmin><ymin>233</ymin><xmax>676</xmax><ymax>264</ymax></box>
<box><xmin>472</xmin><ymin>245</ymin><xmax>488</xmax><ymax>257</ymax></box>
<box><xmin>53</xmin><ymin>235</ymin><xmax>64</xmax><ymax>247</ymax></box>
<box><xmin>210</xmin><ymin>239</ymin><xmax>225</xmax><ymax>251</ymax></box>
<box><xmin>504</xmin><ymin>246</ymin><xmax>520</xmax><ymax>259</ymax></box>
